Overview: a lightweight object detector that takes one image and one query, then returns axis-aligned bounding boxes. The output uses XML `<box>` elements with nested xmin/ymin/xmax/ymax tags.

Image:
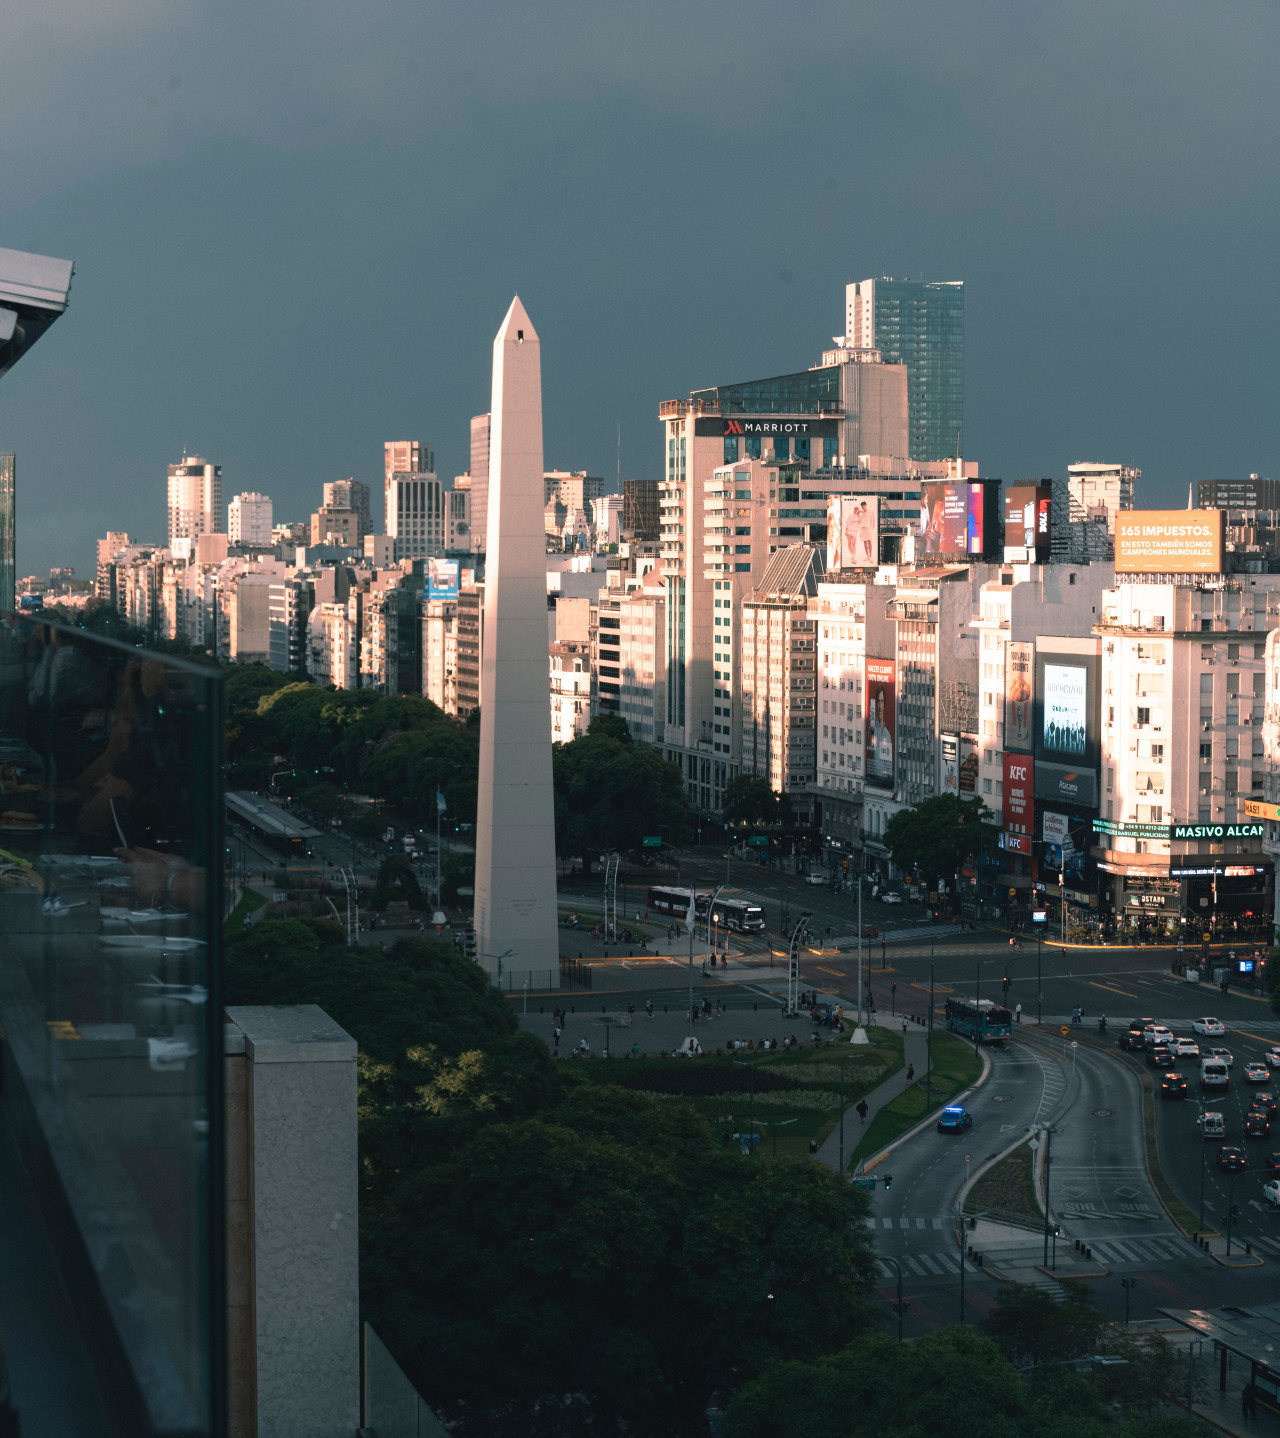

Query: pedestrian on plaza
<box><xmin>907</xmin><ymin>1063</ymin><xmax>915</xmax><ymax>1082</ymax></box>
<box><xmin>554</xmin><ymin>1026</ymin><xmax>561</xmax><ymax>1051</ymax></box>
<box><xmin>809</xmin><ymin>1139</ymin><xmax>818</xmax><ymax>1157</ymax></box>
<box><xmin>856</xmin><ymin>1099</ymin><xmax>869</xmax><ymax>1123</ymax></box>
<box><xmin>1242</xmin><ymin>1384</ymin><xmax>1255</xmax><ymax>1420</ymax></box>
<box><xmin>646</xmin><ymin>999</ymin><xmax>654</xmax><ymax>1019</ymax></box>
<box><xmin>901</xmin><ymin>1017</ymin><xmax>908</xmax><ymax>1037</ymax></box>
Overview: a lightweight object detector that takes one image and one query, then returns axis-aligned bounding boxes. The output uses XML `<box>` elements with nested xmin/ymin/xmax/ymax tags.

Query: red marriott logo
<box><xmin>725</xmin><ymin>420</ymin><xmax>744</xmax><ymax>434</ymax></box>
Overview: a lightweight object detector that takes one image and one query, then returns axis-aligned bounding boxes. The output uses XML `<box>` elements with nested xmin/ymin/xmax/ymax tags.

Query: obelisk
<box><xmin>473</xmin><ymin>297</ymin><xmax>560</xmax><ymax>989</ymax></box>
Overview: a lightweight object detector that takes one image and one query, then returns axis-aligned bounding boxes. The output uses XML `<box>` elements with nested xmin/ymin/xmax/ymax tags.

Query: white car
<box><xmin>1267</xmin><ymin>1049</ymin><xmax>1280</xmax><ymax>1070</ymax></box>
<box><xmin>1265</xmin><ymin>1179</ymin><xmax>1280</xmax><ymax>1208</ymax></box>
<box><xmin>880</xmin><ymin>892</ymin><xmax>904</xmax><ymax>905</ymax></box>
<box><xmin>1206</xmin><ymin>1047</ymin><xmax>1234</xmax><ymax>1068</ymax></box>
<box><xmin>1174</xmin><ymin>1036</ymin><xmax>1201</xmax><ymax>1059</ymax></box>
<box><xmin>1193</xmin><ymin>1017</ymin><xmax>1226</xmax><ymax>1036</ymax></box>
<box><xmin>805</xmin><ymin>872</ymin><xmax>829</xmax><ymax>886</ymax></box>
<box><xmin>1144</xmin><ymin>1026</ymin><xmax>1175</xmax><ymax>1049</ymax></box>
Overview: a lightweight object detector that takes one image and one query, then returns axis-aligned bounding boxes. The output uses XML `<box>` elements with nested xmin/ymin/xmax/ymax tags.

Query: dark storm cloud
<box><xmin>2</xmin><ymin>0</ymin><xmax>1278</xmax><ymax>572</ymax></box>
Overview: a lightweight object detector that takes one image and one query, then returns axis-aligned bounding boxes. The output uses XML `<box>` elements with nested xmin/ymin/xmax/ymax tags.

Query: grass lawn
<box><xmin>227</xmin><ymin>887</ymin><xmax>269</xmax><ymax>933</ymax></box>
<box><xmin>963</xmin><ymin>1142</ymin><xmax>1041</xmax><ymax>1226</ymax></box>
<box><xmin>575</xmin><ymin>1026</ymin><xmax>904</xmax><ymax>1160</ymax></box>
<box><xmin>849</xmin><ymin>1031</ymin><xmax>983</xmax><ymax>1169</ymax></box>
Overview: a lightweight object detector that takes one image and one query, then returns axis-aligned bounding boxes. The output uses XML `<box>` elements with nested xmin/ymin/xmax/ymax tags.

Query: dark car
<box><xmin>861</xmin><ymin>924</ymin><xmax>878</xmax><ymax>939</ymax></box>
<box><xmin>1251</xmin><ymin>1093</ymin><xmax>1279</xmax><ymax>1120</ymax></box>
<box><xmin>1146</xmin><ymin>1044</ymin><xmax>1175</xmax><ymax>1069</ymax></box>
<box><xmin>1124</xmin><ymin>1019</ymin><xmax>1157</xmax><ymax>1050</ymax></box>
<box><xmin>1263</xmin><ymin>1153</ymin><xmax>1280</xmax><ymax>1177</ymax></box>
<box><xmin>1159</xmin><ymin>1071</ymin><xmax>1187</xmax><ymax>1099</ymax></box>
<box><xmin>937</xmin><ymin>1106</ymin><xmax>973</xmax><ymax>1133</ymax></box>
<box><xmin>1246</xmin><ymin>1111</ymin><xmax>1272</xmax><ymax>1139</ymax></box>
<box><xmin>1218</xmin><ymin>1146</ymin><xmax>1248</xmax><ymax>1172</ymax></box>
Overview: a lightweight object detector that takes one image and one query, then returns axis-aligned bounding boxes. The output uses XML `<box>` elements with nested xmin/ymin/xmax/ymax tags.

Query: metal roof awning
<box><xmin>1159</xmin><ymin>1305</ymin><xmax>1280</xmax><ymax>1376</ymax></box>
<box><xmin>225</xmin><ymin>790</ymin><xmax>323</xmax><ymax>841</ymax></box>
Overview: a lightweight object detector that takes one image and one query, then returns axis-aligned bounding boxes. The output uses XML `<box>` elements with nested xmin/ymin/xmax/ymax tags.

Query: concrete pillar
<box><xmin>224</xmin><ymin>1006</ymin><xmax>359</xmax><ymax>1438</ymax></box>
<box><xmin>474</xmin><ymin>297</ymin><xmax>560</xmax><ymax>989</ymax></box>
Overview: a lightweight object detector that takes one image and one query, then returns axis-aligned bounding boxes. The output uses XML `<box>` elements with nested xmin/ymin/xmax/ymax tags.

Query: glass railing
<box><xmin>0</xmin><ymin>612</ymin><xmax>224</xmax><ymax>1436</ymax></box>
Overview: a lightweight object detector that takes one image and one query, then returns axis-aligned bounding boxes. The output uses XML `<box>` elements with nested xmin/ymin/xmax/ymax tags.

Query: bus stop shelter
<box><xmin>1160</xmin><ymin>1304</ymin><xmax>1280</xmax><ymax>1417</ymax></box>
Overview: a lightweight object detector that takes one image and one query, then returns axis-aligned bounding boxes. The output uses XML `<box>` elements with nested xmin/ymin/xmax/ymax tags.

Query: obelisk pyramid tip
<box><xmin>496</xmin><ymin>295</ymin><xmax>537</xmax><ymax>345</ymax></box>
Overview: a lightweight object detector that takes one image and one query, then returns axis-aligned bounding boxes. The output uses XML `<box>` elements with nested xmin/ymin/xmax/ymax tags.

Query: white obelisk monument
<box><xmin>474</xmin><ymin>297</ymin><xmax>560</xmax><ymax>989</ymax></box>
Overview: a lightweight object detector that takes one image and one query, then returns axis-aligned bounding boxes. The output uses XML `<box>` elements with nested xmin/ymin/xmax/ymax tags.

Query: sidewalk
<box><xmin>816</xmin><ymin>1024</ymin><xmax>926</xmax><ymax>1174</ymax></box>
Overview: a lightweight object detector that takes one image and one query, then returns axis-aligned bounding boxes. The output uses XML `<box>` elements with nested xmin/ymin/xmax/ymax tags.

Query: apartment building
<box><xmin>738</xmin><ymin>546</ymin><xmax>822</xmax><ymax>823</ymax></box>
<box><xmin>1097</xmin><ymin>576</ymin><xmax>1277</xmax><ymax>938</ymax></box>
<box><xmin>550</xmin><ymin>640</ymin><xmax>591</xmax><ymax>743</ymax></box>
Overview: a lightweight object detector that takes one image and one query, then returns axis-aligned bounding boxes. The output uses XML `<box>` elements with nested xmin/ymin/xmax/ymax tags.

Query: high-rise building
<box><xmin>383</xmin><ymin>442</ymin><xmax>432</xmax><ymax>530</ymax></box>
<box><xmin>1064</xmin><ymin>462</ymin><xmax>1139</xmax><ymax>560</ymax></box>
<box><xmin>469</xmin><ymin>415</ymin><xmax>491</xmax><ymax>554</ymax></box>
<box><xmin>447</xmin><ymin>476</ymin><xmax>472</xmax><ymax>551</ymax></box>
<box><xmin>0</xmin><ymin>453</ymin><xmax>13</xmax><ymax>611</ymax></box>
<box><xmin>386</xmin><ymin>471</ymin><xmax>444</xmax><ymax>561</ymax></box>
<box><xmin>544</xmin><ymin>470</ymin><xmax>603</xmax><ymax>510</ymax></box>
<box><xmin>323</xmin><ymin>478</ymin><xmax>371</xmax><ymax>538</ymax></box>
<box><xmin>228</xmin><ymin>491</ymin><xmax>274</xmax><ymax>547</ymax></box>
<box><xmin>845</xmin><ymin>277</ymin><xmax>964</xmax><ymax>463</ymax></box>
<box><xmin>167</xmin><ymin>455</ymin><xmax>223</xmax><ymax>545</ymax></box>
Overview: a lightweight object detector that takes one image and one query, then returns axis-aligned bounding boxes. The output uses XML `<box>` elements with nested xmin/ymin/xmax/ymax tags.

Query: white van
<box><xmin>1200</xmin><ymin>1059</ymin><xmax>1230</xmax><ymax>1089</ymax></box>
<box><xmin>1200</xmin><ymin>1111</ymin><xmax>1226</xmax><ymax>1139</ymax></box>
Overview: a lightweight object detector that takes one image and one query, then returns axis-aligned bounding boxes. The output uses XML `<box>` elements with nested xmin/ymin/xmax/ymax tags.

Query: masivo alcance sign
<box><xmin>1171</xmin><ymin>823</ymin><xmax>1264</xmax><ymax>841</ymax></box>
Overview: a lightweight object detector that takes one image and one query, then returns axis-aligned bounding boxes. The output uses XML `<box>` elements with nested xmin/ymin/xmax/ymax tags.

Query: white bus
<box><xmin>710</xmin><ymin>896</ymin><xmax>765</xmax><ymax>933</ymax></box>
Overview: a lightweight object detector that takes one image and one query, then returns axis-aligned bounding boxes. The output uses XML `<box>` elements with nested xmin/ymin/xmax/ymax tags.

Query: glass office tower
<box><xmin>846</xmin><ymin>277</ymin><xmax>964</xmax><ymax>464</ymax></box>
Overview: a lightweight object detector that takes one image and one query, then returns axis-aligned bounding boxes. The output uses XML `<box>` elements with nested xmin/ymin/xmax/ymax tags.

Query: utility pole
<box><xmin>926</xmin><ymin>948</ymin><xmax>935</xmax><ymax>1104</ymax></box>
<box><xmin>1042</xmin><ymin>1126</ymin><xmax>1055</xmax><ymax>1269</ymax></box>
<box><xmin>839</xmin><ymin>1056</ymin><xmax>846</xmax><ymax>1174</ymax></box>
<box><xmin>1036</xmin><ymin>931</ymin><xmax>1043</xmax><ymax>1027</ymax></box>
<box><xmin>857</xmin><ymin>876</ymin><xmax>864</xmax><ymax>1026</ymax></box>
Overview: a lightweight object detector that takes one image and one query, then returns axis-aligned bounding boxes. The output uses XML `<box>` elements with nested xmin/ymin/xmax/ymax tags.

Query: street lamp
<box><xmin>1120</xmin><ymin>1276</ymin><xmax>1138</xmax><ymax>1328</ymax></box>
<box><xmin>733</xmin><ymin>1058</ymin><xmax>757</xmax><ymax>1155</ymax></box>
<box><xmin>882</xmin><ymin>1256</ymin><xmax>906</xmax><ymax>1340</ymax></box>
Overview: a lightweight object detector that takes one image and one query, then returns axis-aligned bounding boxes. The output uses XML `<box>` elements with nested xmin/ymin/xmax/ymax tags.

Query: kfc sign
<box><xmin>1003</xmin><ymin>754</ymin><xmax>1034</xmax><ymax>834</ymax></box>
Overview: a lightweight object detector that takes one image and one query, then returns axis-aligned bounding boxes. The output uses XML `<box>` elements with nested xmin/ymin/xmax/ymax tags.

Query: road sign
<box><xmin>1059</xmin><ymin>1025</ymin><xmax>1070</xmax><ymax>1036</ymax></box>
<box><xmin>748</xmin><ymin>835</ymin><xmax>769</xmax><ymax>847</ymax></box>
<box><xmin>1071</xmin><ymin>1040</ymin><xmax>1078</xmax><ymax>1049</ymax></box>
<box><xmin>964</xmin><ymin>1154</ymin><xmax>971</xmax><ymax>1163</ymax></box>
<box><xmin>851</xmin><ymin>1178</ymin><xmax>877</xmax><ymax>1191</ymax></box>
<box><xmin>642</xmin><ymin>836</ymin><xmax>662</xmax><ymax>847</ymax></box>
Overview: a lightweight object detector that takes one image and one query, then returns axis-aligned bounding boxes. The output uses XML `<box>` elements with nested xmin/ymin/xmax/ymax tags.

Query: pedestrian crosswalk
<box><xmin>873</xmin><ymin>1223</ymin><xmax>1219</xmax><ymax>1277</ymax></box>
<box><xmin>1083</xmin><ymin>1234</ymin><xmax>1201</xmax><ymax>1266</ymax></box>
<box><xmin>877</xmin><ymin>1250</ymin><xmax>966</xmax><ymax>1278</ymax></box>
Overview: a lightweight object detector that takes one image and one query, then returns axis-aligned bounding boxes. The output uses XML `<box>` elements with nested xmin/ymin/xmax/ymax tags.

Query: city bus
<box><xmin>646</xmin><ymin>886</ymin><xmax>710</xmax><ymax>921</ymax></box>
<box><xmin>710</xmin><ymin>896</ymin><xmax>766</xmax><ymax>933</ymax></box>
<box><xmin>944</xmin><ymin>997</ymin><xmax>1013</xmax><ymax>1044</ymax></box>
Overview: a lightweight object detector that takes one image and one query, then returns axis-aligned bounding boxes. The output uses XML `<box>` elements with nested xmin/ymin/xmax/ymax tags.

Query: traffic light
<box><xmin>883</xmin><ymin>1174</ymin><xmax>894</xmax><ymax>1190</ymax></box>
<box><xmin>1230</xmin><ymin>1203</ymin><xmax>1241</xmax><ymax>1223</ymax></box>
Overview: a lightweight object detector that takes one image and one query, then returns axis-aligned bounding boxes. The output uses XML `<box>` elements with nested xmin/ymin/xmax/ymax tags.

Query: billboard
<box><xmin>427</xmin><ymin>557</ymin><xmax>460</xmax><ymax>600</ymax></box>
<box><xmin>1035</xmin><ymin>764</ymin><xmax>1098</xmax><ymax>808</ymax></box>
<box><xmin>1003</xmin><ymin>754</ymin><xmax>1034</xmax><ymax>834</ymax></box>
<box><xmin>1114</xmin><ymin>510</ymin><xmax>1224</xmax><ymax>574</ymax></box>
<box><xmin>957</xmin><ymin>734</ymin><xmax>979</xmax><ymax>794</ymax></box>
<box><xmin>920</xmin><ymin>482</ymin><xmax>1000</xmax><ymax>558</ymax></box>
<box><xmin>1003</xmin><ymin>485</ymin><xmax>1052</xmax><ymax>561</ymax></box>
<box><xmin>865</xmin><ymin>657</ymin><xmax>896</xmax><ymax>789</ymax></box>
<box><xmin>1042</xmin><ymin>663</ymin><xmax>1088</xmax><ymax>757</ymax></box>
<box><xmin>827</xmin><ymin>495</ymin><xmax>880</xmax><ymax>571</ymax></box>
<box><xmin>940</xmin><ymin>733</ymin><xmax>958</xmax><ymax>794</ymax></box>
<box><xmin>1043</xmin><ymin>811</ymin><xmax>1069</xmax><ymax>845</ymax></box>
<box><xmin>1004</xmin><ymin>641</ymin><xmax>1035</xmax><ymax>753</ymax></box>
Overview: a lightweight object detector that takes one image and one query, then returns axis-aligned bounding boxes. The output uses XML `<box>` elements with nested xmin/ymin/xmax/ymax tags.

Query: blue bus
<box><xmin>945</xmin><ymin>997</ymin><xmax>1013</xmax><ymax>1043</ymax></box>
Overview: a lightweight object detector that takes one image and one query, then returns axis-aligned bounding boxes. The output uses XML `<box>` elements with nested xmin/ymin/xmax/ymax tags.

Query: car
<box><xmin>1244</xmin><ymin>1062</ymin><xmax>1271</xmax><ymax>1085</ymax></box>
<box><xmin>880</xmin><ymin>892</ymin><xmax>904</xmax><ymax>905</ymax></box>
<box><xmin>1250</xmin><ymin>1093</ymin><xmax>1279</xmax><ymax>1117</ymax></box>
<box><xmin>1265</xmin><ymin>1179</ymin><xmax>1280</xmax><ymax>1208</ymax></box>
<box><xmin>1125</xmin><ymin>1019</ymin><xmax>1157</xmax><ymax>1048</ymax></box>
<box><xmin>1143</xmin><ymin>1025</ymin><xmax>1175</xmax><ymax>1048</ymax></box>
<box><xmin>1174</xmin><ymin>1036</ymin><xmax>1201</xmax><ymax>1059</ymax></box>
<box><xmin>1193</xmin><ymin>1017</ymin><xmax>1227</xmax><ymax>1036</ymax></box>
<box><xmin>1246</xmin><ymin>1111</ymin><xmax>1272</xmax><ymax>1139</ymax></box>
<box><xmin>1267</xmin><ymin>1049</ymin><xmax>1280</xmax><ymax>1070</ymax></box>
<box><xmin>1159</xmin><ymin>1072</ymin><xmax>1187</xmax><ymax>1099</ymax></box>
<box><xmin>804</xmin><ymin>872</ymin><xmax>829</xmax><ymax>886</ymax></box>
<box><xmin>1263</xmin><ymin>1153</ymin><xmax>1280</xmax><ymax>1177</ymax></box>
<box><xmin>937</xmin><ymin>1106</ymin><xmax>973</xmax><ymax>1132</ymax></box>
<box><xmin>1218</xmin><ymin>1146</ymin><xmax>1248</xmax><ymax>1172</ymax></box>
<box><xmin>1146</xmin><ymin>1044</ymin><xmax>1175</xmax><ymax>1069</ymax></box>
<box><xmin>1207</xmin><ymin>1047</ymin><xmax>1234</xmax><ymax>1068</ymax></box>
<box><xmin>1200</xmin><ymin>1111</ymin><xmax>1226</xmax><ymax>1139</ymax></box>
<box><xmin>861</xmin><ymin>924</ymin><xmax>878</xmax><ymax>939</ymax></box>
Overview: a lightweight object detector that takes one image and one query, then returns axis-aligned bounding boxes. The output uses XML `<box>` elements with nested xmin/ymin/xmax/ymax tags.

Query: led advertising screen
<box><xmin>865</xmin><ymin>657</ymin><xmax>896</xmax><ymax>790</ymax></box>
<box><xmin>1003</xmin><ymin>485</ymin><xmax>1052</xmax><ymax>561</ymax></box>
<box><xmin>919</xmin><ymin>482</ymin><xmax>1000</xmax><ymax>559</ymax></box>
<box><xmin>1114</xmin><ymin>509</ymin><xmax>1224</xmax><ymax>574</ymax></box>
<box><xmin>1042</xmin><ymin>663</ymin><xmax>1087</xmax><ymax>757</ymax></box>
<box><xmin>957</xmin><ymin>734</ymin><xmax>979</xmax><ymax>794</ymax></box>
<box><xmin>1004</xmin><ymin>641</ymin><xmax>1034</xmax><ymax>753</ymax></box>
<box><xmin>427</xmin><ymin>556</ymin><xmax>460</xmax><ymax>600</ymax></box>
<box><xmin>1003</xmin><ymin>754</ymin><xmax>1034</xmax><ymax>835</ymax></box>
<box><xmin>826</xmin><ymin>495</ymin><xmax>880</xmax><ymax>571</ymax></box>
<box><xmin>1034</xmin><ymin>648</ymin><xmax>1100</xmax><ymax>806</ymax></box>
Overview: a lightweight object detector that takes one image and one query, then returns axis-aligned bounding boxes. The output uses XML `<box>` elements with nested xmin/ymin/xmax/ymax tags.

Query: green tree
<box><xmin>722</xmin><ymin>773</ymin><xmax>781</xmax><ymax>827</ymax></box>
<box><xmin>364</xmin><ymin>1083</ymin><xmax>877</xmax><ymax>1435</ymax></box>
<box><xmin>586</xmin><ymin>712</ymin><xmax>633</xmax><ymax>744</ymax></box>
<box><xmin>983</xmin><ymin>1282</ymin><xmax>1107</xmax><ymax>1370</ymax></box>
<box><xmin>883</xmin><ymin>793</ymin><xmax>997</xmax><ymax>887</ymax></box>
<box><xmin>554</xmin><ymin>726</ymin><xmax>689</xmax><ymax>869</ymax></box>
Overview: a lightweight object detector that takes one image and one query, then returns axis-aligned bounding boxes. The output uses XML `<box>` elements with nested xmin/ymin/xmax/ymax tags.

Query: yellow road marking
<box><xmin>1238</xmin><ymin>1030</ymin><xmax>1279</xmax><ymax>1047</ymax></box>
<box><xmin>1089</xmin><ymin>980</ymin><xmax>1138</xmax><ymax>998</ymax></box>
<box><xmin>911</xmin><ymin>981</ymin><xmax>954</xmax><ymax>994</ymax></box>
<box><xmin>817</xmin><ymin>966</ymin><xmax>845</xmax><ymax>976</ymax></box>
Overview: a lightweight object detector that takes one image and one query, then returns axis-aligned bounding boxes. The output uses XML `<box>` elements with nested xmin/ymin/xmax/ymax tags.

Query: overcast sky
<box><xmin>3</xmin><ymin>0</ymin><xmax>1278</xmax><ymax>576</ymax></box>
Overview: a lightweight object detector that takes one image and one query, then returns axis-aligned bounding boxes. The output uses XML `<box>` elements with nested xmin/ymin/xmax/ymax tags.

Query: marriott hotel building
<box><xmin>656</xmin><ymin>340</ymin><xmax>972</xmax><ymax>815</ymax></box>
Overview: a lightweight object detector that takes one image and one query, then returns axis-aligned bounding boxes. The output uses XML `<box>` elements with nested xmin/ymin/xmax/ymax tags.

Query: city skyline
<box><xmin>5</xmin><ymin>5</ymin><xmax>1280</xmax><ymax>576</ymax></box>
